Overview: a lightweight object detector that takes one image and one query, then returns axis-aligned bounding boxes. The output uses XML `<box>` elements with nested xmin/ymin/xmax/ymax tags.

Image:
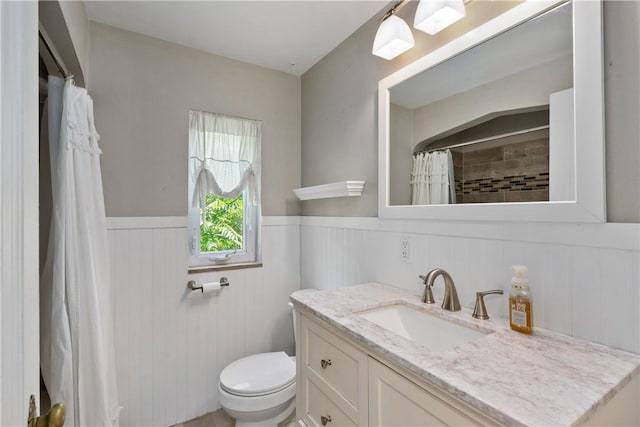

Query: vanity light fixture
<box><xmin>414</xmin><ymin>0</ymin><xmax>466</xmax><ymax>35</ymax></box>
<box><xmin>373</xmin><ymin>0</ymin><xmax>467</xmax><ymax>60</ymax></box>
<box><xmin>372</xmin><ymin>1</ymin><xmax>414</xmax><ymax>60</ymax></box>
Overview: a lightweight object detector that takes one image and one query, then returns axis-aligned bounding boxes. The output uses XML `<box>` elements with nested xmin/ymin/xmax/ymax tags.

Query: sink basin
<box><xmin>357</xmin><ymin>304</ymin><xmax>488</xmax><ymax>352</ymax></box>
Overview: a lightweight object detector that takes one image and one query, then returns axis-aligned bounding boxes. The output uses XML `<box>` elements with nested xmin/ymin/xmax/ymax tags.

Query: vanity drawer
<box><xmin>300</xmin><ymin>314</ymin><xmax>368</xmax><ymax>421</ymax></box>
<box><xmin>302</xmin><ymin>376</ymin><xmax>357</xmax><ymax>427</ymax></box>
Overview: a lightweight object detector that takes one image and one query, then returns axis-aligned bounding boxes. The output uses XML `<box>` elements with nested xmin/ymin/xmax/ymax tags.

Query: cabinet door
<box><xmin>368</xmin><ymin>358</ymin><xmax>484</xmax><ymax>427</ymax></box>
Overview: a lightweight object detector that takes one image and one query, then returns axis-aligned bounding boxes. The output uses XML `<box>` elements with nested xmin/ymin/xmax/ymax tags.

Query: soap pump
<box><xmin>508</xmin><ymin>265</ymin><xmax>533</xmax><ymax>334</ymax></box>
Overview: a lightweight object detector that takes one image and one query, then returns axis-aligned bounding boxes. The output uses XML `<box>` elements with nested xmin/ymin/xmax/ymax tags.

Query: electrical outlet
<box><xmin>400</xmin><ymin>236</ymin><xmax>412</xmax><ymax>264</ymax></box>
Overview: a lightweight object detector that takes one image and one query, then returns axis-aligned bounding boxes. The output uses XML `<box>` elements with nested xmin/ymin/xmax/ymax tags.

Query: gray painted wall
<box><xmin>59</xmin><ymin>0</ymin><xmax>89</xmax><ymax>82</ymax></box>
<box><xmin>603</xmin><ymin>0</ymin><xmax>640</xmax><ymax>222</ymax></box>
<box><xmin>389</xmin><ymin>104</ymin><xmax>413</xmax><ymax>206</ymax></box>
<box><xmin>89</xmin><ymin>23</ymin><xmax>301</xmax><ymax>217</ymax></box>
<box><xmin>40</xmin><ymin>0</ymin><xmax>88</xmax><ymax>87</ymax></box>
<box><xmin>301</xmin><ymin>0</ymin><xmax>640</xmax><ymax>222</ymax></box>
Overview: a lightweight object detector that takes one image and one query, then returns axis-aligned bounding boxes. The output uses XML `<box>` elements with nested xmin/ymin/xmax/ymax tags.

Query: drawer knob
<box><xmin>321</xmin><ymin>415</ymin><xmax>332</xmax><ymax>425</ymax></box>
<box><xmin>320</xmin><ymin>359</ymin><xmax>332</xmax><ymax>369</ymax></box>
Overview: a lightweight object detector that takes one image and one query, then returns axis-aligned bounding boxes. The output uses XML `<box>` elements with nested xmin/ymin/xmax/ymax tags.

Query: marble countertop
<box><xmin>290</xmin><ymin>283</ymin><xmax>640</xmax><ymax>427</ymax></box>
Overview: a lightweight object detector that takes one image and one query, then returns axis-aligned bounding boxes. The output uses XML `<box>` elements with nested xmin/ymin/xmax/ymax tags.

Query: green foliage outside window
<box><xmin>200</xmin><ymin>193</ymin><xmax>243</xmax><ymax>252</ymax></box>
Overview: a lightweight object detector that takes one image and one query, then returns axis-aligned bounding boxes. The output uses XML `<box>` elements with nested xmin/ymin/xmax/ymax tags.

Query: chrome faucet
<box><xmin>419</xmin><ymin>268</ymin><xmax>461</xmax><ymax>311</ymax></box>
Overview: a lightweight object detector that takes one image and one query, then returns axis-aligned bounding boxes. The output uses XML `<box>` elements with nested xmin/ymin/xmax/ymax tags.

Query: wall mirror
<box><xmin>378</xmin><ymin>0</ymin><xmax>605</xmax><ymax>222</ymax></box>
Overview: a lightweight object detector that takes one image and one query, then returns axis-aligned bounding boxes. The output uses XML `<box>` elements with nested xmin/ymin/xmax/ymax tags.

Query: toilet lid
<box><xmin>220</xmin><ymin>351</ymin><xmax>295</xmax><ymax>396</ymax></box>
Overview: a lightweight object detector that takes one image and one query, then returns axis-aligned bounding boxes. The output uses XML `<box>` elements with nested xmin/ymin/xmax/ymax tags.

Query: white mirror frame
<box><xmin>378</xmin><ymin>0</ymin><xmax>605</xmax><ymax>223</ymax></box>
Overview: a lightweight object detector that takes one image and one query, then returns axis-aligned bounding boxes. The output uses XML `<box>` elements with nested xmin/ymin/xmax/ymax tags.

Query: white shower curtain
<box><xmin>40</xmin><ymin>76</ymin><xmax>121</xmax><ymax>426</ymax></box>
<box><xmin>411</xmin><ymin>150</ymin><xmax>456</xmax><ymax>205</ymax></box>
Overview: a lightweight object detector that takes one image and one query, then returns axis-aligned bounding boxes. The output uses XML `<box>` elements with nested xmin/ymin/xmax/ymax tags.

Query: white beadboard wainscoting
<box><xmin>106</xmin><ymin>216</ymin><xmax>301</xmax><ymax>427</ymax></box>
<box><xmin>300</xmin><ymin>217</ymin><xmax>640</xmax><ymax>355</ymax></box>
<box><xmin>105</xmin><ymin>214</ymin><xmax>639</xmax><ymax>426</ymax></box>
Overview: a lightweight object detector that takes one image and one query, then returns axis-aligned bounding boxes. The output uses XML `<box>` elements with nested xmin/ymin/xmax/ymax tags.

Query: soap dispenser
<box><xmin>509</xmin><ymin>265</ymin><xmax>533</xmax><ymax>334</ymax></box>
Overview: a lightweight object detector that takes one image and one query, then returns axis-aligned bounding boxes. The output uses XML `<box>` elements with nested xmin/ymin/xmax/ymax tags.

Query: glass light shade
<box><xmin>372</xmin><ymin>15</ymin><xmax>415</xmax><ymax>60</ymax></box>
<box><xmin>414</xmin><ymin>0</ymin><xmax>466</xmax><ymax>35</ymax></box>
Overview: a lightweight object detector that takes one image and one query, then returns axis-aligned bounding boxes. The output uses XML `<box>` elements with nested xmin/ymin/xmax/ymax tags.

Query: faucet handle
<box><xmin>472</xmin><ymin>289</ymin><xmax>504</xmax><ymax>320</ymax></box>
<box><xmin>419</xmin><ymin>274</ymin><xmax>435</xmax><ymax>304</ymax></box>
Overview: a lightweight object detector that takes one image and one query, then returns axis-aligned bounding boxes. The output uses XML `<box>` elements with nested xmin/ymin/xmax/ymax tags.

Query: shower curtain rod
<box><xmin>417</xmin><ymin>125</ymin><xmax>550</xmax><ymax>155</ymax></box>
<box><xmin>39</xmin><ymin>24</ymin><xmax>69</xmax><ymax>78</ymax></box>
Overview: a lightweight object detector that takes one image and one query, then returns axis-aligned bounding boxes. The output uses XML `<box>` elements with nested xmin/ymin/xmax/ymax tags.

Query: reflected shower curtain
<box><xmin>411</xmin><ymin>150</ymin><xmax>456</xmax><ymax>205</ymax></box>
<box><xmin>40</xmin><ymin>76</ymin><xmax>121</xmax><ymax>426</ymax></box>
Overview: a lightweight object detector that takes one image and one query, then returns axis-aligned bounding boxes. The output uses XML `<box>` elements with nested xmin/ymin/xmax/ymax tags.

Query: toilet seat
<box><xmin>220</xmin><ymin>351</ymin><xmax>295</xmax><ymax>397</ymax></box>
<box><xmin>217</xmin><ymin>380</ymin><xmax>295</xmax><ymax>414</ymax></box>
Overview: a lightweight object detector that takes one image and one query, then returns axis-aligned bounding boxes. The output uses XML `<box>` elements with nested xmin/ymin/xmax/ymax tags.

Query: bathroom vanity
<box><xmin>291</xmin><ymin>284</ymin><xmax>640</xmax><ymax>426</ymax></box>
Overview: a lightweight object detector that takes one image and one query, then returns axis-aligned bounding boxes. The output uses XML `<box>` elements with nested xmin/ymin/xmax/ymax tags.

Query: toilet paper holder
<box><xmin>187</xmin><ymin>277</ymin><xmax>229</xmax><ymax>292</ymax></box>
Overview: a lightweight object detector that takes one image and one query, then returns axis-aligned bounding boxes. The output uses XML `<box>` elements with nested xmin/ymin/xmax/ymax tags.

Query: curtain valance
<box><xmin>189</xmin><ymin>110</ymin><xmax>261</xmax><ymax>208</ymax></box>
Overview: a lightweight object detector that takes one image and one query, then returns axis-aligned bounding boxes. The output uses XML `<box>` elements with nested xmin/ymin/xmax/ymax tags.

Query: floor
<box><xmin>171</xmin><ymin>409</ymin><xmax>235</xmax><ymax>427</ymax></box>
<box><xmin>173</xmin><ymin>409</ymin><xmax>297</xmax><ymax>427</ymax></box>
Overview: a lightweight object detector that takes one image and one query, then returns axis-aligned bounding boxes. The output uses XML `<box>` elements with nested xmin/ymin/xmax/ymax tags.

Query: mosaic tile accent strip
<box><xmin>462</xmin><ymin>172</ymin><xmax>549</xmax><ymax>194</ymax></box>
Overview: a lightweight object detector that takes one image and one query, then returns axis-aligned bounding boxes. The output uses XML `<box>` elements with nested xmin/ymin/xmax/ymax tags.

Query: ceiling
<box><xmin>85</xmin><ymin>1</ymin><xmax>388</xmax><ymax>76</ymax></box>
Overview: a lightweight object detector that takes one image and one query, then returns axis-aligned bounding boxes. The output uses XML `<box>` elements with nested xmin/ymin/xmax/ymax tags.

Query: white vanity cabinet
<box><xmin>297</xmin><ymin>311</ymin><xmax>368</xmax><ymax>426</ymax></box>
<box><xmin>296</xmin><ymin>312</ymin><xmax>499</xmax><ymax>427</ymax></box>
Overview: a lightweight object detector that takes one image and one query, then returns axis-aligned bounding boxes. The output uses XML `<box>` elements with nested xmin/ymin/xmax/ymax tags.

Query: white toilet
<box><xmin>217</xmin><ymin>302</ymin><xmax>297</xmax><ymax>427</ymax></box>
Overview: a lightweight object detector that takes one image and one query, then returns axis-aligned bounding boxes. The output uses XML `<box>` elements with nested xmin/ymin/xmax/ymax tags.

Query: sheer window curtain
<box><xmin>189</xmin><ymin>110</ymin><xmax>261</xmax><ymax>209</ymax></box>
<box><xmin>411</xmin><ymin>149</ymin><xmax>456</xmax><ymax>205</ymax></box>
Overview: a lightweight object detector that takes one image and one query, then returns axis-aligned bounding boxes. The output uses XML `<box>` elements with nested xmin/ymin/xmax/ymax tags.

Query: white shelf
<box><xmin>294</xmin><ymin>181</ymin><xmax>365</xmax><ymax>201</ymax></box>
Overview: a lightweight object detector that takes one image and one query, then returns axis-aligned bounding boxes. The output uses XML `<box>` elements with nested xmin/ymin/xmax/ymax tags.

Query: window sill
<box><xmin>188</xmin><ymin>262</ymin><xmax>263</xmax><ymax>274</ymax></box>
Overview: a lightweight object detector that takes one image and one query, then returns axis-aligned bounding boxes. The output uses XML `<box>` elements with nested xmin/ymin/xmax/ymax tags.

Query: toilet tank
<box><xmin>289</xmin><ymin>289</ymin><xmax>317</xmax><ymax>350</ymax></box>
<box><xmin>288</xmin><ymin>302</ymin><xmax>296</xmax><ymax>345</ymax></box>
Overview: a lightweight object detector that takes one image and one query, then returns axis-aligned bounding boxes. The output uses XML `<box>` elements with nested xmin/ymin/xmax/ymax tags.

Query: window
<box><xmin>188</xmin><ymin>110</ymin><xmax>261</xmax><ymax>267</ymax></box>
<box><xmin>199</xmin><ymin>193</ymin><xmax>244</xmax><ymax>253</ymax></box>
